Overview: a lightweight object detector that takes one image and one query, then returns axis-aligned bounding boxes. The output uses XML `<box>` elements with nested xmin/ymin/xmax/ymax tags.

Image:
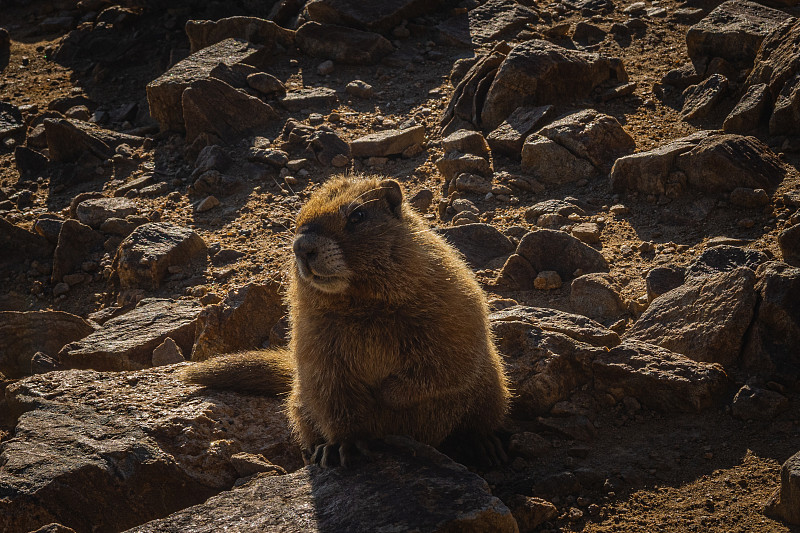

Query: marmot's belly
<box><xmin>310</xmin><ymin>392</ymin><xmax>469</xmax><ymax>446</ymax></box>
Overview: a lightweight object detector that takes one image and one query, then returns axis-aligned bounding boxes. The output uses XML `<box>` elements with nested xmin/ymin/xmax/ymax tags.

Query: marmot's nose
<box><xmin>293</xmin><ymin>234</ymin><xmax>318</xmax><ymax>266</ymax></box>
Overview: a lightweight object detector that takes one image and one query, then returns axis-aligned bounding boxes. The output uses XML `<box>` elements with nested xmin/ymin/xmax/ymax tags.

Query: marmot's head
<box><xmin>292</xmin><ymin>176</ymin><xmax>409</xmax><ymax>295</ymax></box>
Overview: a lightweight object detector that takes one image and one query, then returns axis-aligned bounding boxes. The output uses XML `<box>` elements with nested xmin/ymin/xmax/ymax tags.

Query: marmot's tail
<box><xmin>179</xmin><ymin>348</ymin><xmax>293</xmax><ymax>395</ymax></box>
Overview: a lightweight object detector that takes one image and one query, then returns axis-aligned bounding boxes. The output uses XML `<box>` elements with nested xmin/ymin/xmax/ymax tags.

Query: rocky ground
<box><xmin>1</xmin><ymin>0</ymin><xmax>800</xmax><ymax>532</ymax></box>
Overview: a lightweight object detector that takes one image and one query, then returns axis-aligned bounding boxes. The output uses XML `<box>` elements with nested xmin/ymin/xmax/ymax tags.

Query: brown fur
<box><xmin>181</xmin><ymin>175</ymin><xmax>510</xmax><ymax>455</ymax></box>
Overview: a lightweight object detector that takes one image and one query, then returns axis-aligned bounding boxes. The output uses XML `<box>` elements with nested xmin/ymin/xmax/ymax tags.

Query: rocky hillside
<box><xmin>1</xmin><ymin>0</ymin><xmax>799</xmax><ymax>531</ymax></box>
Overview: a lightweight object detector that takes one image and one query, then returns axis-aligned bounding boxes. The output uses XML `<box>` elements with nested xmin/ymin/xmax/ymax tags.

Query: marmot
<box><xmin>182</xmin><ymin>175</ymin><xmax>510</xmax><ymax>467</ymax></box>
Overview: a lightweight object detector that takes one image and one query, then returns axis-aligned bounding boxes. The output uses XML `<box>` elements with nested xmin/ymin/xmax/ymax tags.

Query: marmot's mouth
<box><xmin>307</xmin><ymin>273</ymin><xmax>349</xmax><ymax>293</ymax></box>
<box><xmin>296</xmin><ymin>263</ymin><xmax>349</xmax><ymax>293</ymax></box>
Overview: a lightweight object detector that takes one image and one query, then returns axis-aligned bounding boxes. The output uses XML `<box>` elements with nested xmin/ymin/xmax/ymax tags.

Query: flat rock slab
<box><xmin>350</xmin><ymin>125</ymin><xmax>425</xmax><ymax>157</ymax></box>
<box><xmin>185</xmin><ymin>16</ymin><xmax>295</xmax><ymax>53</ymax></box>
<box><xmin>76</xmin><ymin>197</ymin><xmax>138</xmax><ymax>229</ymax></box>
<box><xmin>593</xmin><ymin>340</ymin><xmax>728</xmax><ymax>412</ymax></box>
<box><xmin>57</xmin><ymin>298</ymin><xmax>202</xmax><ymax>371</ymax></box>
<box><xmin>146</xmin><ymin>38</ymin><xmax>265</xmax><ymax>132</ymax></box>
<box><xmin>0</xmin><ymin>311</ymin><xmax>96</xmax><ymax>378</ymax></box>
<box><xmin>686</xmin><ymin>244</ymin><xmax>768</xmax><ymax>279</ymax></box>
<box><xmin>304</xmin><ymin>0</ymin><xmax>444</xmax><ymax>33</ymax></box>
<box><xmin>112</xmin><ymin>222</ymin><xmax>208</xmax><ymax>291</ymax></box>
<box><xmin>1</xmin><ymin>365</ymin><xmax>298</xmax><ymax>533</ymax></box>
<box><xmin>128</xmin><ymin>436</ymin><xmax>517</xmax><ymax>533</ymax></box>
<box><xmin>438</xmin><ymin>223</ymin><xmax>516</xmax><ymax>269</ymax></box>
<box><xmin>687</xmin><ymin>0</ymin><xmax>790</xmax><ymax>67</ymax></box>
<box><xmin>481</xmin><ymin>40</ymin><xmax>628</xmax><ymax>130</ymax></box>
<box><xmin>182</xmin><ymin>77</ymin><xmax>278</xmax><ymax>144</ymax></box>
<box><xmin>490</xmin><ymin>305</ymin><xmax>620</xmax><ymax>348</ymax></box>
<box><xmin>681</xmin><ymin>73</ymin><xmax>728</xmax><ymax>120</ymax></box>
<box><xmin>625</xmin><ymin>267</ymin><xmax>757</xmax><ymax>368</ymax></box>
<box><xmin>515</xmin><ymin>229</ymin><xmax>609</xmax><ymax>280</ymax></box>
<box><xmin>279</xmin><ymin>87</ymin><xmax>339</xmax><ymax>112</ymax></box>
<box><xmin>295</xmin><ymin>22</ymin><xmax>393</xmax><ymax>65</ymax></box>
<box><xmin>438</xmin><ymin>0</ymin><xmax>540</xmax><ymax>47</ymax></box>
<box><xmin>487</xmin><ymin>105</ymin><xmax>554</xmax><ymax>157</ymax></box>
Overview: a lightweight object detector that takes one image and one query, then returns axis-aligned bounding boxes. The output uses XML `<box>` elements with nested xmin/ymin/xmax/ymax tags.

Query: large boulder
<box><xmin>741</xmin><ymin>262</ymin><xmax>800</xmax><ymax>383</ymax></box>
<box><xmin>493</xmin><ymin>319</ymin><xmax>598</xmax><ymax>417</ymax></box>
<box><xmin>437</xmin><ymin>0</ymin><xmax>540</xmax><ymax>47</ymax></box>
<box><xmin>0</xmin><ymin>311</ymin><xmax>96</xmax><ymax>378</ymax></box>
<box><xmin>686</xmin><ymin>0</ymin><xmax>790</xmax><ymax>69</ymax></box>
<box><xmin>51</xmin><ymin>219</ymin><xmax>103</xmax><ymax>284</ymax></box>
<box><xmin>146</xmin><ymin>39</ymin><xmax>266</xmax><ymax>132</ymax></box>
<box><xmin>625</xmin><ymin>267</ymin><xmax>757</xmax><ymax>368</ymax></box>
<box><xmin>535</xmin><ymin>109</ymin><xmax>635</xmax><ymax>172</ymax></box>
<box><xmin>112</xmin><ymin>222</ymin><xmax>208</xmax><ymax>291</ymax></box>
<box><xmin>192</xmin><ymin>282</ymin><xmax>286</xmax><ymax>361</ymax></box>
<box><xmin>610</xmin><ymin>132</ymin><xmax>785</xmax><ymax>195</ymax></box>
<box><xmin>480</xmin><ymin>40</ymin><xmax>628</xmax><ymax>130</ymax></box>
<box><xmin>745</xmin><ymin>19</ymin><xmax>800</xmax><ymax>135</ymax></box>
<box><xmin>779</xmin><ymin>224</ymin><xmax>800</xmax><ymax>266</ymax></box>
<box><xmin>438</xmin><ymin>223</ymin><xmax>516</xmax><ymax>269</ymax></box>
<box><xmin>127</xmin><ymin>437</ymin><xmax>517</xmax><ymax>533</ymax></box>
<box><xmin>181</xmin><ymin>78</ymin><xmax>278</xmax><ymax>144</ymax></box>
<box><xmin>0</xmin><ymin>365</ymin><xmax>298</xmax><ymax>533</ymax></box>
<box><xmin>515</xmin><ymin>229</ymin><xmax>609</xmax><ymax>280</ymax></box>
<box><xmin>295</xmin><ymin>22</ymin><xmax>393</xmax><ymax>65</ymax></box>
<box><xmin>765</xmin><ymin>450</ymin><xmax>800</xmax><ymax>525</ymax></box>
<box><xmin>57</xmin><ymin>298</ymin><xmax>202</xmax><ymax>371</ymax></box>
<box><xmin>491</xmin><ymin>307</ymin><xmax>725</xmax><ymax>416</ymax></box>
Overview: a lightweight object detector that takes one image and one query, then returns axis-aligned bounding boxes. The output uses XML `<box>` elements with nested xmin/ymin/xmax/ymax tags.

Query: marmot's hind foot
<box><xmin>440</xmin><ymin>430</ymin><xmax>509</xmax><ymax>468</ymax></box>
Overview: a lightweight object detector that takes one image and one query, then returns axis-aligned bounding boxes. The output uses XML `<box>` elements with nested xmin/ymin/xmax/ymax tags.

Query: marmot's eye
<box><xmin>348</xmin><ymin>210</ymin><xmax>366</xmax><ymax>224</ymax></box>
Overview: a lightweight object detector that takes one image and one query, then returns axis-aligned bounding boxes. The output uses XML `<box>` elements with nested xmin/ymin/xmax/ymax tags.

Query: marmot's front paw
<box><xmin>309</xmin><ymin>439</ymin><xmax>371</xmax><ymax>468</ymax></box>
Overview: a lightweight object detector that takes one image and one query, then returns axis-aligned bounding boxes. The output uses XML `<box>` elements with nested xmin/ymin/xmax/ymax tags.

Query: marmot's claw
<box><xmin>310</xmin><ymin>443</ymin><xmax>338</xmax><ymax>467</ymax></box>
<box><xmin>309</xmin><ymin>440</ymin><xmax>370</xmax><ymax>468</ymax></box>
<box><xmin>485</xmin><ymin>433</ymin><xmax>508</xmax><ymax>466</ymax></box>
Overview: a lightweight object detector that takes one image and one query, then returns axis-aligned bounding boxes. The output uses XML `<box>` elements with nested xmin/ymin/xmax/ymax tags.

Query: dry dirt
<box><xmin>1</xmin><ymin>1</ymin><xmax>799</xmax><ymax>532</ymax></box>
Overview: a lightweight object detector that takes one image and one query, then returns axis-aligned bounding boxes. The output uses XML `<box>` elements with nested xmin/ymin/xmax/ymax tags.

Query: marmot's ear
<box><xmin>379</xmin><ymin>179</ymin><xmax>403</xmax><ymax>217</ymax></box>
